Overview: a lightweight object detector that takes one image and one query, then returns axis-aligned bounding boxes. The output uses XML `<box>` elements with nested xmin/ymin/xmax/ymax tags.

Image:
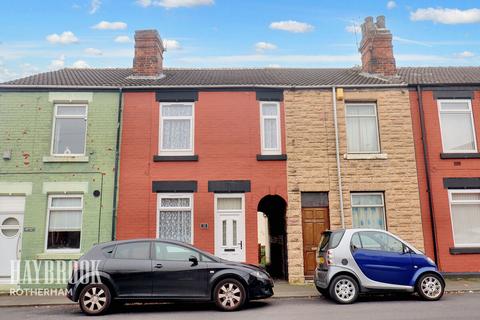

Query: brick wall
<box><xmin>410</xmin><ymin>89</ymin><xmax>480</xmax><ymax>272</ymax></box>
<box><xmin>284</xmin><ymin>88</ymin><xmax>423</xmax><ymax>283</ymax></box>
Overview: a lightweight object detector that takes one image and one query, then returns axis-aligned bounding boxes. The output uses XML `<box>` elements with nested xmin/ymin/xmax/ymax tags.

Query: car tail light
<box><xmin>327</xmin><ymin>249</ymin><xmax>334</xmax><ymax>265</ymax></box>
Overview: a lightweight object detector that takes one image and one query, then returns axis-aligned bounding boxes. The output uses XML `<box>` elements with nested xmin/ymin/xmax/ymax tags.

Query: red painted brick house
<box><xmin>116</xmin><ymin>30</ymin><xmax>290</xmax><ymax>278</ymax></box>
<box><xmin>400</xmin><ymin>68</ymin><xmax>480</xmax><ymax>273</ymax></box>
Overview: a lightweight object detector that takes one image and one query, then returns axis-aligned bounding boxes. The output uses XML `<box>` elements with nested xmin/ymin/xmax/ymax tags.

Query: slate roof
<box><xmin>0</xmin><ymin>67</ymin><xmax>402</xmax><ymax>88</ymax></box>
<box><xmin>3</xmin><ymin>66</ymin><xmax>480</xmax><ymax>88</ymax></box>
<box><xmin>398</xmin><ymin>67</ymin><xmax>480</xmax><ymax>85</ymax></box>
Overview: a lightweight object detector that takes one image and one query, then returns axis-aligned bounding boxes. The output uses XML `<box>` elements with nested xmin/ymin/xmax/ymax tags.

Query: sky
<box><xmin>1</xmin><ymin>0</ymin><xmax>480</xmax><ymax>81</ymax></box>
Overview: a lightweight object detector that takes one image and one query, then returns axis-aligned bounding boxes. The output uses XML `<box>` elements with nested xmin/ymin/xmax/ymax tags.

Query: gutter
<box><xmin>111</xmin><ymin>87</ymin><xmax>123</xmax><ymax>241</ymax></box>
<box><xmin>416</xmin><ymin>85</ymin><xmax>439</xmax><ymax>265</ymax></box>
<box><xmin>332</xmin><ymin>87</ymin><xmax>345</xmax><ymax>228</ymax></box>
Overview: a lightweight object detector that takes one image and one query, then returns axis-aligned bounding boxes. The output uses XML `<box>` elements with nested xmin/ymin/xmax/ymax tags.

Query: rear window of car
<box><xmin>319</xmin><ymin>230</ymin><xmax>345</xmax><ymax>252</ymax></box>
<box><xmin>114</xmin><ymin>242</ymin><xmax>151</xmax><ymax>260</ymax></box>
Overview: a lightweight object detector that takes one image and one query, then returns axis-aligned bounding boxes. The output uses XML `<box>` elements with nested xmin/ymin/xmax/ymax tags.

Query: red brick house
<box><xmin>400</xmin><ymin>68</ymin><xmax>480</xmax><ymax>273</ymax></box>
<box><xmin>116</xmin><ymin>30</ymin><xmax>290</xmax><ymax>278</ymax></box>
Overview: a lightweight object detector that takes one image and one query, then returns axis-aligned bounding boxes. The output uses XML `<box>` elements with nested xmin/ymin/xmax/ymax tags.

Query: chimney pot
<box><xmin>359</xmin><ymin>16</ymin><xmax>396</xmax><ymax>76</ymax></box>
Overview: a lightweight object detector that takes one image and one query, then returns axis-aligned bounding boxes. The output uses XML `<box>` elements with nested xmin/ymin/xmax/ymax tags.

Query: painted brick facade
<box><xmin>410</xmin><ymin>89</ymin><xmax>480</xmax><ymax>273</ymax></box>
<box><xmin>284</xmin><ymin>88</ymin><xmax>424</xmax><ymax>283</ymax></box>
<box><xmin>0</xmin><ymin>91</ymin><xmax>119</xmax><ymax>285</ymax></box>
<box><xmin>117</xmin><ymin>91</ymin><xmax>287</xmax><ymax>265</ymax></box>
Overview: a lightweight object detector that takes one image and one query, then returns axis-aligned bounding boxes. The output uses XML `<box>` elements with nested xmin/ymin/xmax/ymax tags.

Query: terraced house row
<box><xmin>1</xmin><ymin>16</ymin><xmax>479</xmax><ymax>286</ymax></box>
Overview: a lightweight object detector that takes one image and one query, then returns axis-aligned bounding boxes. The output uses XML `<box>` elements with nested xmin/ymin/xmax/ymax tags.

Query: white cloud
<box><xmin>84</xmin><ymin>48</ymin><xmax>103</xmax><ymax>56</ymax></box>
<box><xmin>255</xmin><ymin>42</ymin><xmax>277</xmax><ymax>52</ymax></box>
<box><xmin>163</xmin><ymin>39</ymin><xmax>181</xmax><ymax>50</ymax></box>
<box><xmin>455</xmin><ymin>51</ymin><xmax>475</xmax><ymax>58</ymax></box>
<box><xmin>92</xmin><ymin>21</ymin><xmax>127</xmax><ymax>30</ymax></box>
<box><xmin>137</xmin><ymin>0</ymin><xmax>214</xmax><ymax>8</ymax></box>
<box><xmin>411</xmin><ymin>8</ymin><xmax>480</xmax><ymax>24</ymax></box>
<box><xmin>46</xmin><ymin>31</ymin><xmax>79</xmax><ymax>44</ymax></box>
<box><xmin>267</xmin><ymin>64</ymin><xmax>281</xmax><ymax>68</ymax></box>
<box><xmin>0</xmin><ymin>60</ymin><xmax>17</xmax><ymax>82</ymax></box>
<box><xmin>345</xmin><ymin>24</ymin><xmax>361</xmax><ymax>34</ymax></box>
<box><xmin>387</xmin><ymin>1</ymin><xmax>396</xmax><ymax>9</ymax></box>
<box><xmin>89</xmin><ymin>0</ymin><xmax>101</xmax><ymax>14</ymax></box>
<box><xmin>178</xmin><ymin>54</ymin><xmax>360</xmax><ymax>65</ymax></box>
<box><xmin>393</xmin><ymin>36</ymin><xmax>432</xmax><ymax>47</ymax></box>
<box><xmin>114</xmin><ymin>35</ymin><xmax>132</xmax><ymax>43</ymax></box>
<box><xmin>49</xmin><ymin>54</ymin><xmax>66</xmax><ymax>70</ymax></box>
<box><xmin>269</xmin><ymin>20</ymin><xmax>314</xmax><ymax>33</ymax></box>
<box><xmin>72</xmin><ymin>60</ymin><xmax>90</xmax><ymax>68</ymax></box>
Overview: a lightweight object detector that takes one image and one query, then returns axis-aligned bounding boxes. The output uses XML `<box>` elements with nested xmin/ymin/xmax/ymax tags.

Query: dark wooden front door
<box><xmin>302</xmin><ymin>208</ymin><xmax>329</xmax><ymax>277</ymax></box>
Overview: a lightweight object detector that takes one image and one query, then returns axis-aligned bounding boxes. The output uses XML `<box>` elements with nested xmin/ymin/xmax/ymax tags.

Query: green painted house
<box><xmin>0</xmin><ymin>87</ymin><xmax>121</xmax><ymax>287</ymax></box>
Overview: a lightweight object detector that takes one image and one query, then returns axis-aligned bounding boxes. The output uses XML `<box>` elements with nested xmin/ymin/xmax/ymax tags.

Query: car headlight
<box><xmin>251</xmin><ymin>270</ymin><xmax>270</xmax><ymax>280</ymax></box>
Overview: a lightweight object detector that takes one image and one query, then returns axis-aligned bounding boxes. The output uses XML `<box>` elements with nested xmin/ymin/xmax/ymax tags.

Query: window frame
<box><xmin>159</xmin><ymin>102</ymin><xmax>195</xmax><ymax>156</ymax></box>
<box><xmin>345</xmin><ymin>103</ymin><xmax>381</xmax><ymax>154</ymax></box>
<box><xmin>44</xmin><ymin>194</ymin><xmax>83</xmax><ymax>253</ymax></box>
<box><xmin>437</xmin><ymin>99</ymin><xmax>477</xmax><ymax>153</ymax></box>
<box><xmin>448</xmin><ymin>189</ymin><xmax>480</xmax><ymax>247</ymax></box>
<box><xmin>50</xmin><ymin>104</ymin><xmax>88</xmax><ymax>157</ymax></box>
<box><xmin>350</xmin><ymin>192</ymin><xmax>387</xmax><ymax>230</ymax></box>
<box><xmin>156</xmin><ymin>193</ymin><xmax>194</xmax><ymax>244</ymax></box>
<box><xmin>259</xmin><ymin>101</ymin><xmax>282</xmax><ymax>155</ymax></box>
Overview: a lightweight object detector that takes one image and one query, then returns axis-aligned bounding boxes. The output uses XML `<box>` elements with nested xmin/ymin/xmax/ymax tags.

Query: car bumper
<box><xmin>248</xmin><ymin>278</ymin><xmax>274</xmax><ymax>300</ymax></box>
<box><xmin>66</xmin><ymin>281</ymin><xmax>77</xmax><ymax>302</ymax></box>
<box><xmin>314</xmin><ymin>268</ymin><xmax>329</xmax><ymax>289</ymax></box>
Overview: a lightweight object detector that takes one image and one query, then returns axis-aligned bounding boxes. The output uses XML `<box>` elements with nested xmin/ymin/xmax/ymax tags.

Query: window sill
<box><xmin>153</xmin><ymin>155</ymin><xmax>199</xmax><ymax>162</ymax></box>
<box><xmin>440</xmin><ymin>153</ymin><xmax>480</xmax><ymax>159</ymax></box>
<box><xmin>256</xmin><ymin>154</ymin><xmax>287</xmax><ymax>161</ymax></box>
<box><xmin>36</xmin><ymin>252</ymin><xmax>83</xmax><ymax>260</ymax></box>
<box><xmin>343</xmin><ymin>153</ymin><xmax>388</xmax><ymax>160</ymax></box>
<box><xmin>43</xmin><ymin>156</ymin><xmax>89</xmax><ymax>163</ymax></box>
<box><xmin>450</xmin><ymin>247</ymin><xmax>480</xmax><ymax>255</ymax></box>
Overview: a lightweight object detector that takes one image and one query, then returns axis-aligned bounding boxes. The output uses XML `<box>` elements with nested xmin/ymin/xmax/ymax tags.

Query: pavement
<box><xmin>0</xmin><ymin>294</ymin><xmax>479</xmax><ymax>320</ymax></box>
<box><xmin>0</xmin><ymin>277</ymin><xmax>479</xmax><ymax>307</ymax></box>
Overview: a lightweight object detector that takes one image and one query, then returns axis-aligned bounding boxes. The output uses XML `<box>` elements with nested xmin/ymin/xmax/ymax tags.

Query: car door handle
<box><xmin>154</xmin><ymin>263</ymin><xmax>163</xmax><ymax>269</ymax></box>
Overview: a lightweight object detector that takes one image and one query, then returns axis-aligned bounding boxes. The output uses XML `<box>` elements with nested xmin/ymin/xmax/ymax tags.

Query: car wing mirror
<box><xmin>189</xmin><ymin>255</ymin><xmax>199</xmax><ymax>266</ymax></box>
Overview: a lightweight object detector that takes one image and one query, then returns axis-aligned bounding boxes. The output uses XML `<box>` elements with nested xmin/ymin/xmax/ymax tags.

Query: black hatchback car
<box><xmin>67</xmin><ymin>239</ymin><xmax>274</xmax><ymax>315</ymax></box>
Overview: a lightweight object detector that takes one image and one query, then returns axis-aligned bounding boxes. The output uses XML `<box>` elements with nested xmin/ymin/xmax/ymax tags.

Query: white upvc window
<box><xmin>448</xmin><ymin>190</ymin><xmax>480</xmax><ymax>247</ymax></box>
<box><xmin>51</xmin><ymin>104</ymin><xmax>88</xmax><ymax>156</ymax></box>
<box><xmin>159</xmin><ymin>103</ymin><xmax>194</xmax><ymax>155</ymax></box>
<box><xmin>260</xmin><ymin>102</ymin><xmax>281</xmax><ymax>155</ymax></box>
<box><xmin>45</xmin><ymin>195</ymin><xmax>83</xmax><ymax>252</ymax></box>
<box><xmin>345</xmin><ymin>103</ymin><xmax>380</xmax><ymax>154</ymax></box>
<box><xmin>438</xmin><ymin>100</ymin><xmax>477</xmax><ymax>153</ymax></box>
<box><xmin>157</xmin><ymin>193</ymin><xmax>193</xmax><ymax>244</ymax></box>
<box><xmin>351</xmin><ymin>193</ymin><xmax>386</xmax><ymax>230</ymax></box>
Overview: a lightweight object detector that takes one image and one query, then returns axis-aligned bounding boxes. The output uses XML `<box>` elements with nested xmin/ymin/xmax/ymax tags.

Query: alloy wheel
<box><xmin>218</xmin><ymin>282</ymin><xmax>242</xmax><ymax>309</ymax></box>
<box><xmin>420</xmin><ymin>276</ymin><xmax>443</xmax><ymax>299</ymax></box>
<box><xmin>334</xmin><ymin>279</ymin><xmax>356</xmax><ymax>302</ymax></box>
<box><xmin>82</xmin><ymin>286</ymin><xmax>107</xmax><ymax>312</ymax></box>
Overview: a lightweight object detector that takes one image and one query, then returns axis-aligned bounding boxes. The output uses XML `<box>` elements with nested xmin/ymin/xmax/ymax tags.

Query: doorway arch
<box><xmin>257</xmin><ymin>195</ymin><xmax>287</xmax><ymax>280</ymax></box>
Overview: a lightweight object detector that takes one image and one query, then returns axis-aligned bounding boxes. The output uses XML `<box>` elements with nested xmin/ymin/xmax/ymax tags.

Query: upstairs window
<box><xmin>52</xmin><ymin>105</ymin><xmax>87</xmax><ymax>156</ymax></box>
<box><xmin>260</xmin><ymin>102</ymin><xmax>281</xmax><ymax>155</ymax></box>
<box><xmin>438</xmin><ymin>100</ymin><xmax>477</xmax><ymax>153</ymax></box>
<box><xmin>159</xmin><ymin>103</ymin><xmax>194</xmax><ymax>155</ymax></box>
<box><xmin>345</xmin><ymin>103</ymin><xmax>380</xmax><ymax>153</ymax></box>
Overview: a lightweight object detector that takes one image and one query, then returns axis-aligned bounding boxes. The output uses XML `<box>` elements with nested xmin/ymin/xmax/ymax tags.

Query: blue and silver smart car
<box><xmin>315</xmin><ymin>229</ymin><xmax>445</xmax><ymax>304</ymax></box>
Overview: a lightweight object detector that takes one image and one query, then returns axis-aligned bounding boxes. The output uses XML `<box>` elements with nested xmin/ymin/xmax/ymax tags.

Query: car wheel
<box><xmin>416</xmin><ymin>273</ymin><xmax>444</xmax><ymax>301</ymax></box>
<box><xmin>79</xmin><ymin>283</ymin><xmax>112</xmax><ymax>316</ymax></box>
<box><xmin>316</xmin><ymin>285</ymin><xmax>330</xmax><ymax>298</ymax></box>
<box><xmin>214</xmin><ymin>278</ymin><xmax>246</xmax><ymax>311</ymax></box>
<box><xmin>329</xmin><ymin>275</ymin><xmax>359</xmax><ymax>304</ymax></box>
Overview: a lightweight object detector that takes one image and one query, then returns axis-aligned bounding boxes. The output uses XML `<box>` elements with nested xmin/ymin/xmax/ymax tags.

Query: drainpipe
<box><xmin>111</xmin><ymin>87</ymin><xmax>123</xmax><ymax>241</ymax></box>
<box><xmin>332</xmin><ymin>87</ymin><xmax>345</xmax><ymax>228</ymax></box>
<box><xmin>416</xmin><ymin>85</ymin><xmax>439</xmax><ymax>265</ymax></box>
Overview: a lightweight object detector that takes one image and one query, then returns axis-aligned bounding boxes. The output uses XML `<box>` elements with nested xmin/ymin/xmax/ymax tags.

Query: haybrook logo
<box><xmin>9</xmin><ymin>260</ymin><xmax>102</xmax><ymax>285</ymax></box>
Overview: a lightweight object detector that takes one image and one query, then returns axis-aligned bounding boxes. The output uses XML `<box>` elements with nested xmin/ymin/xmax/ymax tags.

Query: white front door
<box><xmin>215</xmin><ymin>194</ymin><xmax>246</xmax><ymax>262</ymax></box>
<box><xmin>0</xmin><ymin>196</ymin><xmax>25</xmax><ymax>282</ymax></box>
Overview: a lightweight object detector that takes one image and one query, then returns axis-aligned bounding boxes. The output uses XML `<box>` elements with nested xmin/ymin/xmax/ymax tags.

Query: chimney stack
<box><xmin>359</xmin><ymin>16</ymin><xmax>396</xmax><ymax>76</ymax></box>
<box><xmin>132</xmin><ymin>30</ymin><xmax>165</xmax><ymax>78</ymax></box>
